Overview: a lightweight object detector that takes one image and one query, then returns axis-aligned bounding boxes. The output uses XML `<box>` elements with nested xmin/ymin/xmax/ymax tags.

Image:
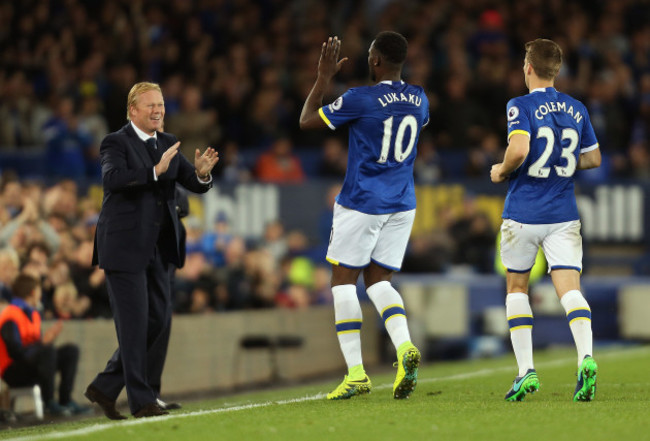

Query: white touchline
<box><xmin>4</xmin><ymin>346</ymin><xmax>648</xmax><ymax>441</ymax></box>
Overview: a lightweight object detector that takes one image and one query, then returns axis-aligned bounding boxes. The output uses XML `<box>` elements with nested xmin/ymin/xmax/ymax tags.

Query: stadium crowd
<box><xmin>0</xmin><ymin>0</ymin><xmax>649</xmax><ymax>317</ymax></box>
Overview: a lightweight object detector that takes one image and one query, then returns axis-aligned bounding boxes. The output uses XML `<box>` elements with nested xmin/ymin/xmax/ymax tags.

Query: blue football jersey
<box><xmin>503</xmin><ymin>87</ymin><xmax>599</xmax><ymax>224</ymax></box>
<box><xmin>319</xmin><ymin>80</ymin><xmax>429</xmax><ymax>214</ymax></box>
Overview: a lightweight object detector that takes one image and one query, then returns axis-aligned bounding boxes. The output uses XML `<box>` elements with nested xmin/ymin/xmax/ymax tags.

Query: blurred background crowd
<box><xmin>0</xmin><ymin>0</ymin><xmax>649</xmax><ymax>318</ymax></box>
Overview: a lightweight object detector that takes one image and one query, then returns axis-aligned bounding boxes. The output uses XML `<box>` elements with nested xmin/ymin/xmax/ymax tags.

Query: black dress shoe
<box><xmin>134</xmin><ymin>403</ymin><xmax>169</xmax><ymax>418</ymax></box>
<box><xmin>156</xmin><ymin>398</ymin><xmax>182</xmax><ymax>410</ymax></box>
<box><xmin>84</xmin><ymin>385</ymin><xmax>127</xmax><ymax>420</ymax></box>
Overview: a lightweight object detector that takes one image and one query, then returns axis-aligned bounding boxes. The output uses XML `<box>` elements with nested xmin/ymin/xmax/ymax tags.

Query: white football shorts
<box><xmin>326</xmin><ymin>203</ymin><xmax>415</xmax><ymax>271</ymax></box>
<box><xmin>500</xmin><ymin>219</ymin><xmax>583</xmax><ymax>273</ymax></box>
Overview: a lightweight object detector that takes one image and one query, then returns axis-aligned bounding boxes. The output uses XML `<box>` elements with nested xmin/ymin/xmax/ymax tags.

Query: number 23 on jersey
<box><xmin>527</xmin><ymin>126</ymin><xmax>578</xmax><ymax>178</ymax></box>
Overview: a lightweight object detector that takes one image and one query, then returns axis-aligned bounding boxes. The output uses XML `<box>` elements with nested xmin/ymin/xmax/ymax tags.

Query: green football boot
<box><xmin>573</xmin><ymin>355</ymin><xmax>597</xmax><ymax>402</ymax></box>
<box><xmin>505</xmin><ymin>369</ymin><xmax>540</xmax><ymax>401</ymax></box>
<box><xmin>393</xmin><ymin>345</ymin><xmax>421</xmax><ymax>399</ymax></box>
<box><xmin>327</xmin><ymin>375</ymin><xmax>372</xmax><ymax>400</ymax></box>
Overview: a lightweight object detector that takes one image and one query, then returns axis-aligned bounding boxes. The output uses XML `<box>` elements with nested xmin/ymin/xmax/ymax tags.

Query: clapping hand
<box><xmin>155</xmin><ymin>141</ymin><xmax>180</xmax><ymax>176</ymax></box>
<box><xmin>194</xmin><ymin>147</ymin><xmax>219</xmax><ymax>179</ymax></box>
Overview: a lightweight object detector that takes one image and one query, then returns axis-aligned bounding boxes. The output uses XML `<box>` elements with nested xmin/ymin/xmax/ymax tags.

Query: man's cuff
<box><xmin>197</xmin><ymin>173</ymin><xmax>212</xmax><ymax>184</ymax></box>
<box><xmin>152</xmin><ymin>166</ymin><xmax>158</xmax><ymax>181</ymax></box>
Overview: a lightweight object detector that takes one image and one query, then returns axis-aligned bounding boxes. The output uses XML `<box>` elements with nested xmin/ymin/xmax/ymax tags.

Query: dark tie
<box><xmin>145</xmin><ymin>137</ymin><xmax>161</xmax><ymax>162</ymax></box>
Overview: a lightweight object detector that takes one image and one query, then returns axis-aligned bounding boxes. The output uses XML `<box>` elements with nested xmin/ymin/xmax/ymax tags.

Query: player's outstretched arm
<box><xmin>300</xmin><ymin>36</ymin><xmax>348</xmax><ymax>130</ymax></box>
<box><xmin>490</xmin><ymin>133</ymin><xmax>530</xmax><ymax>183</ymax></box>
<box><xmin>577</xmin><ymin>148</ymin><xmax>601</xmax><ymax>170</ymax></box>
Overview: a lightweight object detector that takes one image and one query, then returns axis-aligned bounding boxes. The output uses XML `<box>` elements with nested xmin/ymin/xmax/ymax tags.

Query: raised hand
<box><xmin>318</xmin><ymin>36</ymin><xmax>348</xmax><ymax>81</ymax></box>
<box><xmin>155</xmin><ymin>141</ymin><xmax>180</xmax><ymax>176</ymax></box>
<box><xmin>194</xmin><ymin>146</ymin><xmax>219</xmax><ymax>179</ymax></box>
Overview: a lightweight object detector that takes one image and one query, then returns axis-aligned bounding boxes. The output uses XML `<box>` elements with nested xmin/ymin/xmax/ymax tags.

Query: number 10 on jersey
<box><xmin>377</xmin><ymin>115</ymin><xmax>418</xmax><ymax>163</ymax></box>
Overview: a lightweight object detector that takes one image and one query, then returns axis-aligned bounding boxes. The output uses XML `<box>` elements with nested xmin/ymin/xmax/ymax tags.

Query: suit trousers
<box><xmin>3</xmin><ymin>344</ymin><xmax>79</xmax><ymax>405</ymax></box>
<box><xmin>90</xmin><ymin>245</ymin><xmax>172</xmax><ymax>414</ymax></box>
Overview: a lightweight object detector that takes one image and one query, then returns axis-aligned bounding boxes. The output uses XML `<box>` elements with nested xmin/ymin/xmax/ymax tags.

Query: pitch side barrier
<box><xmin>49</xmin><ymin>305</ymin><xmax>379</xmax><ymax>407</ymax></box>
<box><xmin>194</xmin><ymin>180</ymin><xmax>649</xmax><ymax>245</ymax></box>
<box><xmin>394</xmin><ymin>273</ymin><xmax>650</xmax><ymax>360</ymax></box>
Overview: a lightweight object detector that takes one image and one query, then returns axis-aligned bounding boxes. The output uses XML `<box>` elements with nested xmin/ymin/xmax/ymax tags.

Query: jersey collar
<box><xmin>530</xmin><ymin>87</ymin><xmax>556</xmax><ymax>94</ymax></box>
<box><xmin>379</xmin><ymin>80</ymin><xmax>405</xmax><ymax>85</ymax></box>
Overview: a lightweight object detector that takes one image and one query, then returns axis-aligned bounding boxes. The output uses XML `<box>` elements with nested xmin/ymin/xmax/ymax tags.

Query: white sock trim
<box><xmin>506</xmin><ymin>292</ymin><xmax>529</xmax><ymax>302</ymax></box>
<box><xmin>366</xmin><ymin>280</ymin><xmax>392</xmax><ymax>296</ymax></box>
<box><xmin>560</xmin><ymin>290</ymin><xmax>587</xmax><ymax>310</ymax></box>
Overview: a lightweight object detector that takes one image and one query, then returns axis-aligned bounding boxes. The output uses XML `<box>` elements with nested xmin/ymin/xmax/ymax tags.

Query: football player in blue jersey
<box><xmin>490</xmin><ymin>39</ymin><xmax>601</xmax><ymax>402</ymax></box>
<box><xmin>300</xmin><ymin>31</ymin><xmax>429</xmax><ymax>400</ymax></box>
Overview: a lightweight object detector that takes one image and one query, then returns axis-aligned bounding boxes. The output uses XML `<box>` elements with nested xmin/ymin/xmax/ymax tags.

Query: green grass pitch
<box><xmin>2</xmin><ymin>345</ymin><xmax>648</xmax><ymax>441</ymax></box>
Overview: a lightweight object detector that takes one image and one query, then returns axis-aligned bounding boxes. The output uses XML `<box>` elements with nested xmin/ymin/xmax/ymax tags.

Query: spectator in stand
<box><xmin>414</xmin><ymin>133</ymin><xmax>443</xmax><ymax>185</ymax></box>
<box><xmin>586</xmin><ymin>74</ymin><xmax>629</xmax><ymax>155</ymax></box>
<box><xmin>319</xmin><ymin>136</ymin><xmax>348</xmax><ymax>179</ymax></box>
<box><xmin>311</xmin><ymin>266</ymin><xmax>333</xmax><ymax>305</ymax></box>
<box><xmin>276</xmin><ymin>284</ymin><xmax>311</xmax><ymax>309</ymax></box>
<box><xmin>260</xmin><ymin>220</ymin><xmax>288</xmax><ymax>262</ymax></box>
<box><xmin>285</xmin><ymin>230</ymin><xmax>316</xmax><ymax>284</ymax></box>
<box><xmin>0</xmin><ymin>72</ymin><xmax>48</xmax><ymax>148</ymax></box>
<box><xmin>0</xmin><ymin>248</ymin><xmax>20</xmax><ymax>304</ymax></box>
<box><xmin>69</xmin><ymin>239</ymin><xmax>111</xmax><ymax>319</ymax></box>
<box><xmin>181</xmin><ymin>216</ymin><xmax>204</xmax><ymax>258</ymax></box>
<box><xmin>22</xmin><ymin>241</ymin><xmax>53</xmax><ymax>312</ymax></box>
<box><xmin>0</xmin><ymin>274</ymin><xmax>90</xmax><ymax>416</ymax></box>
<box><xmin>211</xmin><ymin>140</ymin><xmax>252</xmax><ymax>184</ymax></box>
<box><xmin>465</xmin><ymin>131</ymin><xmax>504</xmax><ymax>178</ymax></box>
<box><xmin>0</xmin><ymin>0</ymin><xmax>646</xmax><ymax>167</ymax></box>
<box><xmin>246</xmin><ymin>66</ymin><xmax>295</xmax><ymax>146</ymax></box>
<box><xmin>0</xmin><ymin>191</ymin><xmax>60</xmax><ymax>255</ymax></box>
<box><xmin>165</xmin><ymin>85</ymin><xmax>221</xmax><ymax>162</ymax></box>
<box><xmin>200</xmin><ymin>212</ymin><xmax>232</xmax><ymax>268</ymax></box>
<box><xmin>255</xmin><ymin>136</ymin><xmax>306</xmax><ymax>183</ymax></box>
<box><xmin>402</xmin><ymin>231</ymin><xmax>455</xmax><ymax>274</ymax></box>
<box><xmin>42</xmin><ymin>96</ymin><xmax>95</xmax><ymax>180</ymax></box>
<box><xmin>275</xmin><ymin>230</ymin><xmax>317</xmax><ymax>308</ymax></box>
<box><xmin>173</xmin><ymin>248</ymin><xmax>213</xmax><ymax>313</ymax></box>
<box><xmin>214</xmin><ymin>236</ymin><xmax>252</xmax><ymax>310</ymax></box>
<box><xmin>627</xmin><ymin>142</ymin><xmax>650</xmax><ymax>181</ymax></box>
<box><xmin>621</xmin><ymin>73</ymin><xmax>650</xmax><ymax>180</ymax></box>
<box><xmin>42</xmin><ymin>180</ymin><xmax>80</xmax><ymax>226</ymax></box>
<box><xmin>78</xmin><ymin>95</ymin><xmax>109</xmax><ymax>179</ymax></box>
<box><xmin>44</xmin><ymin>260</ymin><xmax>91</xmax><ymax>320</ymax></box>
<box><xmin>0</xmin><ymin>177</ymin><xmax>24</xmax><ymax>220</ymax></box>
<box><xmin>244</xmin><ymin>247</ymin><xmax>278</xmax><ymax>309</ymax></box>
<box><xmin>159</xmin><ymin>75</ymin><xmax>184</xmax><ymax>118</ymax></box>
<box><xmin>448</xmin><ymin>197</ymin><xmax>496</xmax><ymax>274</ymax></box>
<box><xmin>432</xmin><ymin>75</ymin><xmax>489</xmax><ymax>149</ymax></box>
<box><xmin>103</xmin><ymin>64</ymin><xmax>138</xmax><ymax>133</ymax></box>
<box><xmin>186</xmin><ymin>282</ymin><xmax>214</xmax><ymax>314</ymax></box>
<box><xmin>50</xmin><ymin>278</ymin><xmax>91</xmax><ymax>321</ymax></box>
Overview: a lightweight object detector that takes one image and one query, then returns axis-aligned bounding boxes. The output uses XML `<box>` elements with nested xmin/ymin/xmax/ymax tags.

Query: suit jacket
<box><xmin>93</xmin><ymin>123</ymin><xmax>211</xmax><ymax>272</ymax></box>
<box><xmin>174</xmin><ymin>185</ymin><xmax>190</xmax><ymax>268</ymax></box>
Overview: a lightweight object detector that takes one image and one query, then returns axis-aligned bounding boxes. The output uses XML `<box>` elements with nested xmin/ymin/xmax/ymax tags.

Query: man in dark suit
<box><xmin>85</xmin><ymin>82</ymin><xmax>218</xmax><ymax>419</ymax></box>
